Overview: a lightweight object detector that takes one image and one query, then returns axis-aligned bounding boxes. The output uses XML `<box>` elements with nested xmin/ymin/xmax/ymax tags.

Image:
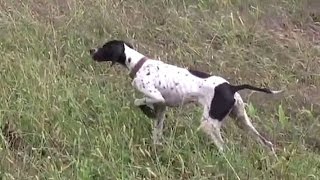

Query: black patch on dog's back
<box><xmin>209</xmin><ymin>83</ymin><xmax>235</xmax><ymax>121</ymax></box>
<box><xmin>188</xmin><ymin>69</ymin><xmax>211</xmax><ymax>78</ymax></box>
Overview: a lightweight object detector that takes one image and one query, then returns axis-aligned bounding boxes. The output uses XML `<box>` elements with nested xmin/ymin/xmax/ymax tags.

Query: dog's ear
<box><xmin>124</xmin><ymin>41</ymin><xmax>134</xmax><ymax>49</ymax></box>
<box><xmin>104</xmin><ymin>42</ymin><xmax>126</xmax><ymax>65</ymax></box>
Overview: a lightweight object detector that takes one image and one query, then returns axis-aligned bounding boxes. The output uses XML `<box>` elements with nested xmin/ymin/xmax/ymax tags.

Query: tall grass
<box><xmin>0</xmin><ymin>0</ymin><xmax>319</xmax><ymax>179</ymax></box>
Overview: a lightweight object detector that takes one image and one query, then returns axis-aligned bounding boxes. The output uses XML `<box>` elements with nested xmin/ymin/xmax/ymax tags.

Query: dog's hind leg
<box><xmin>152</xmin><ymin>104</ymin><xmax>166</xmax><ymax>145</ymax></box>
<box><xmin>198</xmin><ymin>118</ymin><xmax>224</xmax><ymax>152</ymax></box>
<box><xmin>230</xmin><ymin>93</ymin><xmax>276</xmax><ymax>156</ymax></box>
<box><xmin>197</xmin><ymin>106</ymin><xmax>225</xmax><ymax>152</ymax></box>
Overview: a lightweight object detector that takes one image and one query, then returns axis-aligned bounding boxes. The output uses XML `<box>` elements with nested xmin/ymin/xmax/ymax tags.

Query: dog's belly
<box><xmin>160</xmin><ymin>90</ymin><xmax>200</xmax><ymax>107</ymax></box>
<box><xmin>162</xmin><ymin>94</ymin><xmax>196</xmax><ymax>106</ymax></box>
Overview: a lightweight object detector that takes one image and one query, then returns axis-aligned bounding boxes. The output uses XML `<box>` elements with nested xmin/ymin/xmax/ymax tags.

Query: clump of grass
<box><xmin>0</xmin><ymin>0</ymin><xmax>320</xmax><ymax>179</ymax></box>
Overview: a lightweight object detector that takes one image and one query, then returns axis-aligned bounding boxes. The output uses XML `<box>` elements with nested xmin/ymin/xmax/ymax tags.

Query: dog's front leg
<box><xmin>152</xmin><ymin>104</ymin><xmax>166</xmax><ymax>145</ymax></box>
<box><xmin>134</xmin><ymin>96</ymin><xmax>165</xmax><ymax>106</ymax></box>
<box><xmin>134</xmin><ymin>100</ymin><xmax>166</xmax><ymax>145</ymax></box>
<box><xmin>132</xmin><ymin>78</ymin><xmax>165</xmax><ymax>106</ymax></box>
<box><xmin>133</xmin><ymin>85</ymin><xmax>165</xmax><ymax>118</ymax></box>
<box><xmin>132</xmin><ymin>80</ymin><xmax>167</xmax><ymax>144</ymax></box>
<box><xmin>138</xmin><ymin>104</ymin><xmax>157</xmax><ymax>119</ymax></box>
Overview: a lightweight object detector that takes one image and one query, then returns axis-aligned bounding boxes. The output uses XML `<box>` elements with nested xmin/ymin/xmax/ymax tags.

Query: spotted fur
<box><xmin>89</xmin><ymin>40</ymin><xmax>283</xmax><ymax>156</ymax></box>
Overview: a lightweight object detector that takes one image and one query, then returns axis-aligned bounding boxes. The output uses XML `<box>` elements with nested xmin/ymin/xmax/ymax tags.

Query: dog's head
<box><xmin>89</xmin><ymin>40</ymin><xmax>133</xmax><ymax>66</ymax></box>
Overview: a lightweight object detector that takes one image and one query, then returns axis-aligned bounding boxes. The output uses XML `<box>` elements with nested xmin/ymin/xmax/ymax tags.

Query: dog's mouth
<box><xmin>89</xmin><ymin>48</ymin><xmax>104</xmax><ymax>62</ymax></box>
<box><xmin>89</xmin><ymin>48</ymin><xmax>97</xmax><ymax>56</ymax></box>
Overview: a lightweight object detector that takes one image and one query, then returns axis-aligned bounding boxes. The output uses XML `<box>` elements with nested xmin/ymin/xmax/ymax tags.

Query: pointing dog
<box><xmin>89</xmin><ymin>40</ymin><xmax>282</xmax><ymax>155</ymax></box>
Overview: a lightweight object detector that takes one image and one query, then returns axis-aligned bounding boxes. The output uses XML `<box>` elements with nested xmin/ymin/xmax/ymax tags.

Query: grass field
<box><xmin>0</xmin><ymin>0</ymin><xmax>320</xmax><ymax>179</ymax></box>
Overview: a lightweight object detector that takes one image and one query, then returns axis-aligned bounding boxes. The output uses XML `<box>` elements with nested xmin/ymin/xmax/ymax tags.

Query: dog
<box><xmin>89</xmin><ymin>40</ymin><xmax>282</xmax><ymax>155</ymax></box>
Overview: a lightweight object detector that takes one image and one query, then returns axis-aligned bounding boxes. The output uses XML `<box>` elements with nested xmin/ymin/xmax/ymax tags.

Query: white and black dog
<box><xmin>89</xmin><ymin>40</ymin><xmax>282</xmax><ymax>155</ymax></box>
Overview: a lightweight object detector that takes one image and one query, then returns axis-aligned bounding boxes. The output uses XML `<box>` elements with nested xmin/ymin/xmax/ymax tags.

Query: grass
<box><xmin>0</xmin><ymin>0</ymin><xmax>320</xmax><ymax>179</ymax></box>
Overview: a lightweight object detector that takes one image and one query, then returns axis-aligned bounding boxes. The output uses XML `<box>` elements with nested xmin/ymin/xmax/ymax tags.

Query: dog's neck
<box><xmin>123</xmin><ymin>44</ymin><xmax>146</xmax><ymax>71</ymax></box>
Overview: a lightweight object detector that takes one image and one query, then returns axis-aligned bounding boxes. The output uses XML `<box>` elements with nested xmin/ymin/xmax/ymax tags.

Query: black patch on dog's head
<box><xmin>89</xmin><ymin>40</ymin><xmax>133</xmax><ymax>66</ymax></box>
<box><xmin>188</xmin><ymin>69</ymin><xmax>211</xmax><ymax>78</ymax></box>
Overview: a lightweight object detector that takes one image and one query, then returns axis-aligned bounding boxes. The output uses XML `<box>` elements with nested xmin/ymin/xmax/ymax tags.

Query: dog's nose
<box><xmin>89</xmin><ymin>48</ymin><xmax>97</xmax><ymax>55</ymax></box>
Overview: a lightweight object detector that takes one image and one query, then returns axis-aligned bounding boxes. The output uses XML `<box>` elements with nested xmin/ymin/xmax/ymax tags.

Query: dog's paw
<box><xmin>134</xmin><ymin>98</ymin><xmax>145</xmax><ymax>106</ymax></box>
<box><xmin>139</xmin><ymin>105</ymin><xmax>156</xmax><ymax>119</ymax></box>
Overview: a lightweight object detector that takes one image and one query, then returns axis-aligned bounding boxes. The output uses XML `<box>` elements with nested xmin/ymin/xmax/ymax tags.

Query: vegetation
<box><xmin>0</xmin><ymin>0</ymin><xmax>319</xmax><ymax>179</ymax></box>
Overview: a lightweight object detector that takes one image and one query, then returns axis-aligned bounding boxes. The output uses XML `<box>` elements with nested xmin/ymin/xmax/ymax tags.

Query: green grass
<box><xmin>0</xmin><ymin>0</ymin><xmax>320</xmax><ymax>179</ymax></box>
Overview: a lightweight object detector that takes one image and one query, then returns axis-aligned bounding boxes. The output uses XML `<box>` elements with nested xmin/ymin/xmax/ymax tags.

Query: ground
<box><xmin>0</xmin><ymin>0</ymin><xmax>320</xmax><ymax>179</ymax></box>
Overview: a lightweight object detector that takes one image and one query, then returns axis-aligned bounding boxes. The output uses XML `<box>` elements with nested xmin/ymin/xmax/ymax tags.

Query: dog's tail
<box><xmin>229</xmin><ymin>84</ymin><xmax>283</xmax><ymax>94</ymax></box>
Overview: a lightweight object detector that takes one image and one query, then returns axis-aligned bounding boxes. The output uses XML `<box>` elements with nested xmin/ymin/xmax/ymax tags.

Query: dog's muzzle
<box><xmin>89</xmin><ymin>48</ymin><xmax>97</xmax><ymax>56</ymax></box>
